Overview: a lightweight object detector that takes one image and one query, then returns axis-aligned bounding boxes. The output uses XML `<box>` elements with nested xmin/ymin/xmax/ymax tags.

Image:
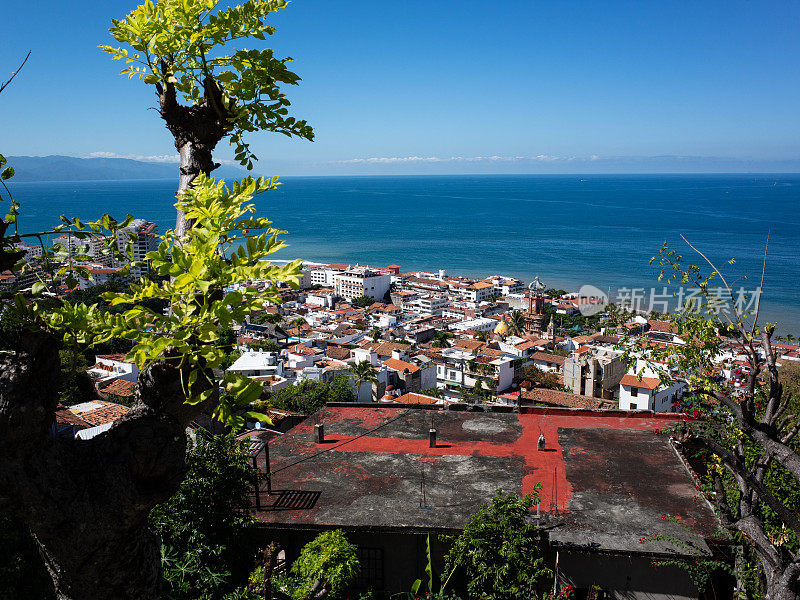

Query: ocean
<box><xmin>10</xmin><ymin>174</ymin><xmax>800</xmax><ymax>334</ymax></box>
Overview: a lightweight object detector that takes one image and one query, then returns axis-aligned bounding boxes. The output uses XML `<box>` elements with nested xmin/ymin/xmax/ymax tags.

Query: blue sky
<box><xmin>2</xmin><ymin>0</ymin><xmax>799</xmax><ymax>174</ymax></box>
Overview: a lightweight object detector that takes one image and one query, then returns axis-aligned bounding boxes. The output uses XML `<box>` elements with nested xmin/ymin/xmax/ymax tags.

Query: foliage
<box><xmin>644</xmin><ymin>513</ymin><xmax>734</xmax><ymax>595</ymax></box>
<box><xmin>250</xmin><ymin>312</ymin><xmax>283</xmax><ymax>325</ymax></box>
<box><xmin>281</xmin><ymin>530</ymin><xmax>359</xmax><ymax>600</ymax></box>
<box><xmin>351</xmin><ymin>295</ymin><xmax>374</xmax><ymax>309</ymax></box>
<box><xmin>431</xmin><ymin>331</ymin><xmax>452</xmax><ymax>348</ymax></box>
<box><xmin>348</xmin><ymin>360</ymin><xmax>378</xmax><ymax>401</ymax></box>
<box><xmin>411</xmin><ymin>533</ymin><xmax>457</xmax><ymax>598</ymax></box>
<box><xmin>642</xmin><ymin>237</ymin><xmax>800</xmax><ymax>599</ymax></box>
<box><xmin>0</xmin><ymin>515</ymin><xmax>55</xmax><ymax>600</ymax></box>
<box><xmin>150</xmin><ymin>430</ymin><xmax>260</xmax><ymax>600</ymax></box>
<box><xmin>544</xmin><ymin>289</ymin><xmax>566</xmax><ymax>298</ymax></box>
<box><xmin>40</xmin><ymin>174</ymin><xmax>301</xmax><ymax>428</ymax></box>
<box><xmin>522</xmin><ymin>365</ymin><xmax>561</xmax><ymax>390</ymax></box>
<box><xmin>443</xmin><ymin>488</ymin><xmax>552</xmax><ymax>600</ymax></box>
<box><xmin>421</xmin><ymin>387</ymin><xmax>442</xmax><ymax>399</ymax></box>
<box><xmin>58</xmin><ymin>349</ymin><xmax>95</xmax><ymax>406</ymax></box>
<box><xmin>507</xmin><ymin>310</ymin><xmax>526</xmax><ymax>337</ymax></box>
<box><xmin>101</xmin><ymin>0</ymin><xmax>313</xmax><ymax>169</ymax></box>
<box><xmin>270</xmin><ymin>376</ymin><xmax>356</xmax><ymax>414</ymax></box>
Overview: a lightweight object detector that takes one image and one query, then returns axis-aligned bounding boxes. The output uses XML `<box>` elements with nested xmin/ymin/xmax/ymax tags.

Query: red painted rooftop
<box><xmin>251</xmin><ymin>405</ymin><xmax>722</xmax><ymax>556</ymax></box>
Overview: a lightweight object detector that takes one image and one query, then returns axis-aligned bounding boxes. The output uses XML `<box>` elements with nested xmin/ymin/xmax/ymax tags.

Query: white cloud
<box><xmin>86</xmin><ymin>151</ymin><xmax>180</xmax><ymax>163</ymax></box>
<box><xmin>334</xmin><ymin>154</ymin><xmax>582</xmax><ymax>164</ymax></box>
<box><xmin>85</xmin><ymin>152</ymin><xmax>240</xmax><ymax>167</ymax></box>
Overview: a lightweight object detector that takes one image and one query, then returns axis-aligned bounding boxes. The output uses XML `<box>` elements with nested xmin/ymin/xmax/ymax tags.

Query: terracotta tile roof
<box><xmin>325</xmin><ymin>346</ymin><xmax>352</xmax><ymax>361</ymax></box>
<box><xmin>100</xmin><ymin>379</ymin><xmax>136</xmax><ymax>398</ymax></box>
<box><xmin>452</xmin><ymin>339</ymin><xmax>486</xmax><ymax>352</ymax></box>
<box><xmin>521</xmin><ymin>388</ymin><xmax>610</xmax><ymax>410</ymax></box>
<box><xmin>96</xmin><ymin>354</ymin><xmax>128</xmax><ymax>362</ymax></box>
<box><xmin>383</xmin><ymin>357</ymin><xmax>420</xmax><ymax>374</ymax></box>
<box><xmin>648</xmin><ymin>320</ymin><xmax>680</xmax><ymax>334</ymax></box>
<box><xmin>54</xmin><ymin>405</ymin><xmax>91</xmax><ymax>430</ymax></box>
<box><xmin>620</xmin><ymin>374</ymin><xmax>663</xmax><ymax>390</ymax></box>
<box><xmin>531</xmin><ymin>352</ymin><xmax>566</xmax><ymax>365</ymax></box>
<box><xmin>394</xmin><ymin>392</ymin><xmax>440</xmax><ymax>404</ymax></box>
<box><xmin>514</xmin><ymin>340</ymin><xmax>538</xmax><ymax>351</ymax></box>
<box><xmin>286</xmin><ymin>344</ymin><xmax>318</xmax><ymax>356</ymax></box>
<box><xmin>362</xmin><ymin>341</ymin><xmax>412</xmax><ymax>358</ymax></box>
<box><xmin>69</xmin><ymin>401</ymin><xmax>130</xmax><ymax>427</ymax></box>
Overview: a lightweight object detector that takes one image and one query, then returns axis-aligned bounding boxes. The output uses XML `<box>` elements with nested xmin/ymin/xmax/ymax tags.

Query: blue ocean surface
<box><xmin>10</xmin><ymin>174</ymin><xmax>800</xmax><ymax>334</ymax></box>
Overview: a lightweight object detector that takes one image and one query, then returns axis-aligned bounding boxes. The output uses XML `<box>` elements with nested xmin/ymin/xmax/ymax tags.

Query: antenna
<box><xmin>419</xmin><ymin>466</ymin><xmax>428</xmax><ymax>509</ymax></box>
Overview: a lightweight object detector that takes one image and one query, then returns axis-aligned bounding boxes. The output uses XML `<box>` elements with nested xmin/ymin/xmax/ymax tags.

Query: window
<box><xmin>354</xmin><ymin>547</ymin><xmax>384</xmax><ymax>589</ymax></box>
<box><xmin>630</xmin><ymin>387</ymin><xmax>638</xmax><ymax>397</ymax></box>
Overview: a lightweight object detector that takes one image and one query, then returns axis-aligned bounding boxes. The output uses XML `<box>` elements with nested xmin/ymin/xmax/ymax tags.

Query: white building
<box><xmin>308</xmin><ymin>266</ymin><xmax>341</xmax><ymax>287</ymax></box>
<box><xmin>450</xmin><ymin>317</ymin><xmax>498</xmax><ymax>333</ymax></box>
<box><xmin>434</xmin><ymin>348</ymin><xmax>515</xmax><ymax>393</ymax></box>
<box><xmin>87</xmin><ymin>354</ymin><xmax>139</xmax><ymax>385</ymax></box>
<box><xmin>450</xmin><ymin>281</ymin><xmax>495</xmax><ymax>303</ymax></box>
<box><xmin>618</xmin><ymin>374</ymin><xmax>687</xmax><ymax>412</ymax></box>
<box><xmin>410</xmin><ymin>295</ymin><xmax>448</xmax><ymax>316</ymax></box>
<box><xmin>484</xmin><ymin>276</ymin><xmax>524</xmax><ymax>296</ymax></box>
<box><xmin>334</xmin><ymin>267</ymin><xmax>390</xmax><ymax>301</ymax></box>
<box><xmin>116</xmin><ymin>219</ymin><xmax>158</xmax><ymax>278</ymax></box>
<box><xmin>227</xmin><ymin>351</ymin><xmax>285</xmax><ymax>379</ymax></box>
<box><xmin>77</xmin><ymin>264</ymin><xmax>124</xmax><ymax>289</ymax></box>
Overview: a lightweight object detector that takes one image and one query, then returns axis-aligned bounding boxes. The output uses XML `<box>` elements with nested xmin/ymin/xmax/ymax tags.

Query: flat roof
<box><xmin>252</xmin><ymin>406</ymin><xmax>721</xmax><ymax>556</ymax></box>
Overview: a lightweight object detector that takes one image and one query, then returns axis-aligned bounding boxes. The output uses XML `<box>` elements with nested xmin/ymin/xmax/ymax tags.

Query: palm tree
<box><xmin>292</xmin><ymin>316</ymin><xmax>307</xmax><ymax>328</ymax></box>
<box><xmin>508</xmin><ymin>310</ymin><xmax>526</xmax><ymax>337</ymax></box>
<box><xmin>370</xmin><ymin>326</ymin><xmax>382</xmax><ymax>341</ymax></box>
<box><xmin>348</xmin><ymin>360</ymin><xmax>379</xmax><ymax>402</ymax></box>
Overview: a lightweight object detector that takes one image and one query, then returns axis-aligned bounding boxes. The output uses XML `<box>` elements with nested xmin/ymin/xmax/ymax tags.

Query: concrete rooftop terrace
<box><xmin>254</xmin><ymin>406</ymin><xmax>722</xmax><ymax>556</ymax></box>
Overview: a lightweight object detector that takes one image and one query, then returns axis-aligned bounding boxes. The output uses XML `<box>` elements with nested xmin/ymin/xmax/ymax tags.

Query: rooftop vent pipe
<box><xmin>315</xmin><ymin>423</ymin><xmax>325</xmax><ymax>444</ymax></box>
<box><xmin>429</xmin><ymin>428</ymin><xmax>437</xmax><ymax>448</ymax></box>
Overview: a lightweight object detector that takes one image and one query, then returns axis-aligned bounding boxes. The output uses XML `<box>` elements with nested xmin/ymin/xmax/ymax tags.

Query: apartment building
<box><xmin>115</xmin><ymin>219</ymin><xmax>158</xmax><ymax>278</ymax></box>
<box><xmin>333</xmin><ymin>267</ymin><xmax>390</xmax><ymax>301</ymax></box>
<box><xmin>435</xmin><ymin>347</ymin><xmax>516</xmax><ymax>393</ymax></box>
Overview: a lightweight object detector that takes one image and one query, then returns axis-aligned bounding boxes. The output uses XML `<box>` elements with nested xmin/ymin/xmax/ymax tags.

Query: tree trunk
<box><xmin>175</xmin><ymin>140</ymin><xmax>217</xmax><ymax>239</ymax></box>
<box><xmin>158</xmin><ymin>76</ymin><xmax>228</xmax><ymax>239</ymax></box>
<box><xmin>764</xmin><ymin>566</ymin><xmax>800</xmax><ymax>600</ymax></box>
<box><xmin>0</xmin><ymin>334</ymin><xmax>215</xmax><ymax>599</ymax></box>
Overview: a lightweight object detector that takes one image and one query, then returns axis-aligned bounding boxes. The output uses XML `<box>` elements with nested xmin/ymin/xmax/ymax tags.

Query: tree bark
<box><xmin>157</xmin><ymin>74</ymin><xmax>228</xmax><ymax>239</ymax></box>
<box><xmin>0</xmin><ymin>334</ymin><xmax>215</xmax><ymax>599</ymax></box>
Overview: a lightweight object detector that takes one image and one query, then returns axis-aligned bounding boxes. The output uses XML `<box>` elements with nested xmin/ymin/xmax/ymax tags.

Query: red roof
<box><xmin>286</xmin><ymin>344</ymin><xmax>318</xmax><ymax>356</ymax></box>
<box><xmin>393</xmin><ymin>392</ymin><xmax>440</xmax><ymax>404</ymax></box>
<box><xmin>382</xmin><ymin>357</ymin><xmax>420</xmax><ymax>374</ymax></box>
<box><xmin>100</xmin><ymin>379</ymin><xmax>136</xmax><ymax>397</ymax></box>
<box><xmin>620</xmin><ymin>374</ymin><xmax>662</xmax><ymax>390</ymax></box>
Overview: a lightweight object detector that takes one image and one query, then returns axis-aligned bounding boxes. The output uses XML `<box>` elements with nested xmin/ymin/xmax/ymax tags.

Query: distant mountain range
<box><xmin>6</xmin><ymin>155</ymin><xmax>248</xmax><ymax>182</ymax></box>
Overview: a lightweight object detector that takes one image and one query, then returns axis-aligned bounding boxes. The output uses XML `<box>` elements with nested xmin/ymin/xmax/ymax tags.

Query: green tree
<box><xmin>250</xmin><ymin>312</ymin><xmax>283</xmax><ymax>325</ymax></box>
<box><xmin>522</xmin><ymin>365</ymin><xmax>561</xmax><ymax>391</ymax></box>
<box><xmin>646</xmin><ymin>238</ymin><xmax>800</xmax><ymax>600</ymax></box>
<box><xmin>58</xmin><ymin>349</ymin><xmax>95</xmax><ymax>406</ymax></box>
<box><xmin>431</xmin><ymin>331</ymin><xmax>452</xmax><ymax>348</ymax></box>
<box><xmin>348</xmin><ymin>360</ymin><xmax>378</xmax><ymax>401</ymax></box>
<box><xmin>102</xmin><ymin>0</ymin><xmax>313</xmax><ymax>236</ymax></box>
<box><xmin>350</xmin><ymin>295</ymin><xmax>373</xmax><ymax>309</ymax></box>
<box><xmin>270</xmin><ymin>376</ymin><xmax>355</xmax><ymax>414</ymax></box>
<box><xmin>444</xmin><ymin>488</ymin><xmax>552</xmax><ymax>600</ymax></box>
<box><xmin>508</xmin><ymin>310</ymin><xmax>526</xmax><ymax>337</ymax></box>
<box><xmin>278</xmin><ymin>530</ymin><xmax>359</xmax><ymax>600</ymax></box>
<box><xmin>150</xmin><ymin>430</ymin><xmax>260</xmax><ymax>600</ymax></box>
